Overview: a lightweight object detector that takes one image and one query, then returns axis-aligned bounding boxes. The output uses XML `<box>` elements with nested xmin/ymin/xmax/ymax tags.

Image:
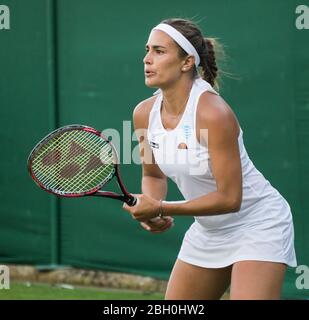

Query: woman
<box><xmin>123</xmin><ymin>18</ymin><xmax>297</xmax><ymax>300</ymax></box>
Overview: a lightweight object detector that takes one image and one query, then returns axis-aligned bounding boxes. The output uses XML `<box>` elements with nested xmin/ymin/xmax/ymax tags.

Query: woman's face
<box><xmin>143</xmin><ymin>30</ymin><xmax>186</xmax><ymax>89</ymax></box>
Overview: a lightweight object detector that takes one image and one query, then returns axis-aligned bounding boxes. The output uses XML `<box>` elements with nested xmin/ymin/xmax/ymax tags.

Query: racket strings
<box><xmin>39</xmin><ymin>132</ymin><xmax>106</xmax><ymax>189</ymax></box>
<box><xmin>38</xmin><ymin>131</ymin><xmax>103</xmax><ymax>177</ymax></box>
<box><xmin>40</xmin><ymin>143</ymin><xmax>113</xmax><ymax>193</ymax></box>
<box><xmin>65</xmin><ymin>143</ymin><xmax>114</xmax><ymax>192</ymax></box>
<box><xmin>31</xmin><ymin>130</ymin><xmax>115</xmax><ymax>194</ymax></box>
<box><xmin>33</xmin><ymin>131</ymin><xmax>94</xmax><ymax>190</ymax></box>
<box><xmin>35</xmin><ymin>131</ymin><xmax>97</xmax><ymax>186</ymax></box>
<box><xmin>45</xmin><ymin>131</ymin><xmax>112</xmax><ymax>187</ymax></box>
<box><xmin>35</xmin><ymin>133</ymin><xmax>113</xmax><ymax>192</ymax></box>
<box><xmin>65</xmin><ymin>139</ymin><xmax>114</xmax><ymax>190</ymax></box>
<box><xmin>35</xmin><ymin>130</ymin><xmax>102</xmax><ymax>180</ymax></box>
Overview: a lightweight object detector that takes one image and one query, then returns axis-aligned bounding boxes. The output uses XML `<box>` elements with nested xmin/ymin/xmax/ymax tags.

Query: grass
<box><xmin>0</xmin><ymin>282</ymin><xmax>164</xmax><ymax>300</ymax></box>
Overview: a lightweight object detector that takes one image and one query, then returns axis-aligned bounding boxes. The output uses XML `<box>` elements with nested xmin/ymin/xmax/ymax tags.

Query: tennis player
<box><xmin>123</xmin><ymin>18</ymin><xmax>297</xmax><ymax>300</ymax></box>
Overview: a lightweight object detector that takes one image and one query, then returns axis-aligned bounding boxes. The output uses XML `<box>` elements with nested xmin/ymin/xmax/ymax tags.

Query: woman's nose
<box><xmin>143</xmin><ymin>52</ymin><xmax>152</xmax><ymax>64</ymax></box>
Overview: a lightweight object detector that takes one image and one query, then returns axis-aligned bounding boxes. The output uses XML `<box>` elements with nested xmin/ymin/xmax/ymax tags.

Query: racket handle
<box><xmin>126</xmin><ymin>195</ymin><xmax>137</xmax><ymax>207</ymax></box>
<box><xmin>126</xmin><ymin>197</ymin><xmax>165</xmax><ymax>223</ymax></box>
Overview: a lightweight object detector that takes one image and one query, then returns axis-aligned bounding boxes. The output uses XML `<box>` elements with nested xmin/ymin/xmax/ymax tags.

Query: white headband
<box><xmin>152</xmin><ymin>23</ymin><xmax>200</xmax><ymax>67</ymax></box>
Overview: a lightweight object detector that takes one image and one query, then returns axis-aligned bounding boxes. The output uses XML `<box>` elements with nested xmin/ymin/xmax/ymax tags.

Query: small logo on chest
<box><xmin>183</xmin><ymin>125</ymin><xmax>192</xmax><ymax>140</ymax></box>
<box><xmin>150</xmin><ymin>141</ymin><xmax>159</xmax><ymax>149</ymax></box>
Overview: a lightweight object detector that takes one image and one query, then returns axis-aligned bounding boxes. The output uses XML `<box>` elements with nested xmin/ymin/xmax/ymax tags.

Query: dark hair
<box><xmin>160</xmin><ymin>18</ymin><xmax>223</xmax><ymax>90</ymax></box>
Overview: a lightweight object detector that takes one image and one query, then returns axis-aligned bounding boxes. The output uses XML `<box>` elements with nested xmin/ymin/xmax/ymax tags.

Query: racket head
<box><xmin>28</xmin><ymin>124</ymin><xmax>118</xmax><ymax>197</ymax></box>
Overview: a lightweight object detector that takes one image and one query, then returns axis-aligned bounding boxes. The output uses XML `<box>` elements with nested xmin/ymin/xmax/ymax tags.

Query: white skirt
<box><xmin>177</xmin><ymin>193</ymin><xmax>297</xmax><ymax>268</ymax></box>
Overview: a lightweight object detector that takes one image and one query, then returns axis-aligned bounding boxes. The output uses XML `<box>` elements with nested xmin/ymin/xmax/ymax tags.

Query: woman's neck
<box><xmin>161</xmin><ymin>78</ymin><xmax>194</xmax><ymax>116</ymax></box>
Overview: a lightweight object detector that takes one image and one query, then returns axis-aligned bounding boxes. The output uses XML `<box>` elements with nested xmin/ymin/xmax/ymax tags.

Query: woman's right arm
<box><xmin>133</xmin><ymin>99</ymin><xmax>173</xmax><ymax>233</ymax></box>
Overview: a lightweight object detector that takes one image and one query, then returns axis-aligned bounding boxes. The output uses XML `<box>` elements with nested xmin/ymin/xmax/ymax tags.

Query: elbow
<box><xmin>229</xmin><ymin>197</ymin><xmax>242</xmax><ymax>212</ymax></box>
<box><xmin>226</xmin><ymin>192</ymin><xmax>242</xmax><ymax>212</ymax></box>
<box><xmin>230</xmin><ymin>203</ymin><xmax>241</xmax><ymax>212</ymax></box>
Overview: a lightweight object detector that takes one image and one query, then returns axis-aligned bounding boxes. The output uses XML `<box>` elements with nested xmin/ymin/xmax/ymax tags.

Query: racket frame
<box><xmin>28</xmin><ymin>124</ymin><xmax>136</xmax><ymax>206</ymax></box>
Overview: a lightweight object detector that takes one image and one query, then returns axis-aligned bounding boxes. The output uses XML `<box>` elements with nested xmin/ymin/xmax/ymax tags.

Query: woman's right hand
<box><xmin>140</xmin><ymin>216</ymin><xmax>174</xmax><ymax>233</ymax></box>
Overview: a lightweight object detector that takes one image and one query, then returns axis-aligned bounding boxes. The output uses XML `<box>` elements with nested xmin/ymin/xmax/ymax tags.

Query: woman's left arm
<box><xmin>163</xmin><ymin>92</ymin><xmax>243</xmax><ymax>217</ymax></box>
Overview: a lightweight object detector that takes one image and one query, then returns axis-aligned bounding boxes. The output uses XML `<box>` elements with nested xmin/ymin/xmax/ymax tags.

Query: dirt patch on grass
<box><xmin>7</xmin><ymin>264</ymin><xmax>167</xmax><ymax>294</ymax></box>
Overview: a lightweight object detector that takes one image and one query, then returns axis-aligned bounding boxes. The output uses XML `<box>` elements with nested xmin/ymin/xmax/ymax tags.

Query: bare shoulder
<box><xmin>133</xmin><ymin>96</ymin><xmax>157</xmax><ymax>129</ymax></box>
<box><xmin>196</xmin><ymin>91</ymin><xmax>240</xmax><ymax>138</ymax></box>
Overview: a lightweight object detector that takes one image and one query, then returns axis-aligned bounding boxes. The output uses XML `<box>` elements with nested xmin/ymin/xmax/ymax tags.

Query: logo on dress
<box><xmin>149</xmin><ymin>141</ymin><xmax>159</xmax><ymax>149</ymax></box>
<box><xmin>183</xmin><ymin>125</ymin><xmax>192</xmax><ymax>140</ymax></box>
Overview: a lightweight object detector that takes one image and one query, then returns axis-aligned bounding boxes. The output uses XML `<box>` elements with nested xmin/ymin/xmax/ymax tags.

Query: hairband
<box><xmin>152</xmin><ymin>23</ymin><xmax>200</xmax><ymax>67</ymax></box>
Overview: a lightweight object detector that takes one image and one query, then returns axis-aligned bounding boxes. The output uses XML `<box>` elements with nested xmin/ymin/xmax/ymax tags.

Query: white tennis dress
<box><xmin>147</xmin><ymin>77</ymin><xmax>297</xmax><ymax>268</ymax></box>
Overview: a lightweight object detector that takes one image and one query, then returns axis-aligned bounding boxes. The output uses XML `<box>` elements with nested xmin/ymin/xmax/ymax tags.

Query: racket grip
<box><xmin>126</xmin><ymin>195</ymin><xmax>137</xmax><ymax>207</ymax></box>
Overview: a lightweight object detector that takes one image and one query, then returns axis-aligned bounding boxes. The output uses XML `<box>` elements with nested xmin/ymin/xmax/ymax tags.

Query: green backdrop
<box><xmin>0</xmin><ymin>0</ymin><xmax>308</xmax><ymax>299</ymax></box>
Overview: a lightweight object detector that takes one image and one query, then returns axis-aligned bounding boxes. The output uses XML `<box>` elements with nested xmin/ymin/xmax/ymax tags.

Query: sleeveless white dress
<box><xmin>147</xmin><ymin>78</ymin><xmax>297</xmax><ymax>268</ymax></box>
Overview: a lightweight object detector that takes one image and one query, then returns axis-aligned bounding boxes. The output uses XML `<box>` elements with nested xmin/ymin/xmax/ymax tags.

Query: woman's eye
<box><xmin>144</xmin><ymin>49</ymin><xmax>164</xmax><ymax>54</ymax></box>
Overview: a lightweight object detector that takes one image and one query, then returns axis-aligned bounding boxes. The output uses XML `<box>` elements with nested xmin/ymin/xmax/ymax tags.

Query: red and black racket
<box><xmin>28</xmin><ymin>124</ymin><xmax>137</xmax><ymax>206</ymax></box>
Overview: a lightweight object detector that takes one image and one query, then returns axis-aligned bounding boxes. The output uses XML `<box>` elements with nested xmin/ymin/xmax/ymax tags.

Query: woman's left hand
<box><xmin>123</xmin><ymin>194</ymin><xmax>161</xmax><ymax>222</ymax></box>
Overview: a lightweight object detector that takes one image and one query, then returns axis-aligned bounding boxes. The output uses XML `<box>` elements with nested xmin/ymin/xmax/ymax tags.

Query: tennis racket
<box><xmin>27</xmin><ymin>124</ymin><xmax>137</xmax><ymax>206</ymax></box>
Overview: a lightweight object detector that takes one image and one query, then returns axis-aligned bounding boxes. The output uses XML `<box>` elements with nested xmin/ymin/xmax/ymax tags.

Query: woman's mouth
<box><xmin>145</xmin><ymin>71</ymin><xmax>156</xmax><ymax>77</ymax></box>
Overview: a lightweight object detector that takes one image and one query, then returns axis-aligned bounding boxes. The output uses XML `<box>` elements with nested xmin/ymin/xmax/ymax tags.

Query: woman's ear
<box><xmin>182</xmin><ymin>55</ymin><xmax>195</xmax><ymax>72</ymax></box>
